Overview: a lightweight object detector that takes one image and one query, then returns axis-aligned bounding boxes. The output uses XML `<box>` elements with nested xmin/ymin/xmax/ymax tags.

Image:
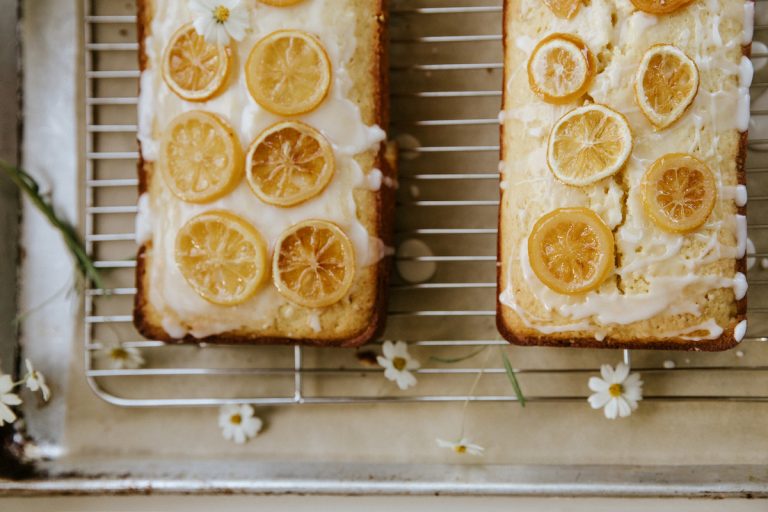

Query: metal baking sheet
<box><xmin>1</xmin><ymin>0</ymin><xmax>768</xmax><ymax>497</ymax></box>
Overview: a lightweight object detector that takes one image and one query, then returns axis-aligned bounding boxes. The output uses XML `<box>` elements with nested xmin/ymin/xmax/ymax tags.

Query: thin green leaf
<box><xmin>501</xmin><ymin>350</ymin><xmax>526</xmax><ymax>407</ymax></box>
<box><xmin>430</xmin><ymin>346</ymin><xmax>488</xmax><ymax>364</ymax></box>
<box><xmin>0</xmin><ymin>160</ymin><xmax>104</xmax><ymax>290</ymax></box>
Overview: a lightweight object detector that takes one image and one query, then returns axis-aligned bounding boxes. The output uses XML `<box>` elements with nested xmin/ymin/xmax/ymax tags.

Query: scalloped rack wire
<box><xmin>84</xmin><ymin>0</ymin><xmax>768</xmax><ymax>407</ymax></box>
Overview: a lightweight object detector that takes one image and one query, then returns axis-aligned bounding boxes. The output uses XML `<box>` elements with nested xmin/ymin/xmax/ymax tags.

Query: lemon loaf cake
<box><xmin>498</xmin><ymin>0</ymin><xmax>752</xmax><ymax>350</ymax></box>
<box><xmin>134</xmin><ymin>0</ymin><xmax>394</xmax><ymax>346</ymax></box>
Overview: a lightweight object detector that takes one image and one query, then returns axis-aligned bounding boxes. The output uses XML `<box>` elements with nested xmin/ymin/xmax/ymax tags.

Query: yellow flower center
<box><xmin>230</xmin><ymin>414</ymin><xmax>242</xmax><ymax>425</ymax></box>
<box><xmin>609</xmin><ymin>383</ymin><xmax>623</xmax><ymax>397</ymax></box>
<box><xmin>392</xmin><ymin>356</ymin><xmax>407</xmax><ymax>371</ymax></box>
<box><xmin>111</xmin><ymin>348</ymin><xmax>128</xmax><ymax>360</ymax></box>
<box><xmin>213</xmin><ymin>5</ymin><xmax>231</xmax><ymax>23</ymax></box>
<box><xmin>454</xmin><ymin>445</ymin><xmax>467</xmax><ymax>454</ymax></box>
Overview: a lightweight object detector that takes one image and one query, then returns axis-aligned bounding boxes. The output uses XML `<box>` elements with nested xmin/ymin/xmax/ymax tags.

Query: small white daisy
<box><xmin>588</xmin><ymin>362</ymin><xmax>643</xmax><ymax>420</ymax></box>
<box><xmin>0</xmin><ymin>374</ymin><xmax>21</xmax><ymax>426</ymax></box>
<box><xmin>99</xmin><ymin>342</ymin><xmax>146</xmax><ymax>370</ymax></box>
<box><xmin>219</xmin><ymin>404</ymin><xmax>263</xmax><ymax>444</ymax></box>
<box><xmin>190</xmin><ymin>0</ymin><xmax>249</xmax><ymax>45</ymax></box>
<box><xmin>436</xmin><ymin>437</ymin><xmax>485</xmax><ymax>456</ymax></box>
<box><xmin>23</xmin><ymin>359</ymin><xmax>50</xmax><ymax>402</ymax></box>
<box><xmin>377</xmin><ymin>340</ymin><xmax>420</xmax><ymax>390</ymax></box>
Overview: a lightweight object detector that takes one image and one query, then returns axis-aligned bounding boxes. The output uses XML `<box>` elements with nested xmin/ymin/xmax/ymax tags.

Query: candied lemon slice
<box><xmin>641</xmin><ymin>153</ymin><xmax>716</xmax><ymax>233</ymax></box>
<box><xmin>176</xmin><ymin>211</ymin><xmax>268</xmax><ymax>306</ymax></box>
<box><xmin>160</xmin><ymin>111</ymin><xmax>243</xmax><ymax>203</ymax></box>
<box><xmin>547</xmin><ymin>104</ymin><xmax>632</xmax><ymax>186</ymax></box>
<box><xmin>542</xmin><ymin>0</ymin><xmax>582</xmax><ymax>18</ymax></box>
<box><xmin>630</xmin><ymin>0</ymin><xmax>693</xmax><ymax>14</ymax></box>
<box><xmin>635</xmin><ymin>44</ymin><xmax>699</xmax><ymax>129</ymax></box>
<box><xmin>528</xmin><ymin>207</ymin><xmax>615</xmax><ymax>295</ymax></box>
<box><xmin>273</xmin><ymin>220</ymin><xmax>355</xmax><ymax>308</ymax></box>
<box><xmin>246</xmin><ymin>30</ymin><xmax>332</xmax><ymax>116</ymax></box>
<box><xmin>162</xmin><ymin>23</ymin><xmax>231</xmax><ymax>102</ymax></box>
<box><xmin>528</xmin><ymin>33</ymin><xmax>594</xmax><ymax>104</ymax></box>
<box><xmin>259</xmin><ymin>0</ymin><xmax>304</xmax><ymax>5</ymax></box>
<box><xmin>246</xmin><ymin>121</ymin><xmax>335</xmax><ymax>207</ymax></box>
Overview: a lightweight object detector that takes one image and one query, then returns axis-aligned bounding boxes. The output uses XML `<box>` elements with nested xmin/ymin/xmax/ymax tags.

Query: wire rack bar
<box><xmin>83</xmin><ymin>0</ymin><xmax>768</xmax><ymax>408</ymax></box>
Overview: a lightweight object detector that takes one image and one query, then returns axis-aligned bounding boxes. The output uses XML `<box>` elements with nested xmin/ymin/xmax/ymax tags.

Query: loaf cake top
<box><xmin>499</xmin><ymin>0</ymin><xmax>752</xmax><ymax>346</ymax></box>
<box><xmin>136</xmin><ymin>0</ymin><xmax>387</xmax><ymax>339</ymax></box>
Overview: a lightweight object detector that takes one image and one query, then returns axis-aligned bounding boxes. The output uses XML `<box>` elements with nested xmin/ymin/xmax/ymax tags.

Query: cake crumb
<box><xmin>736</xmin><ymin>350</ymin><xmax>745</xmax><ymax>358</ymax></box>
<box><xmin>662</xmin><ymin>360</ymin><xmax>675</xmax><ymax>369</ymax></box>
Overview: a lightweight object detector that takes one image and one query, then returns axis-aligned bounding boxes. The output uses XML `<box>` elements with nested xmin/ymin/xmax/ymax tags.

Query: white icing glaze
<box><xmin>365</xmin><ymin>168</ymin><xmax>383</xmax><ymax>191</ymax></box>
<box><xmin>307</xmin><ymin>311</ymin><xmax>321</xmax><ymax>333</ymax></box>
<box><xmin>734</xmin><ymin>319</ymin><xmax>747</xmax><ymax>342</ymax></box>
<box><xmin>736</xmin><ymin>214</ymin><xmax>748</xmax><ymax>258</ymax></box>
<box><xmin>743</xmin><ymin>2</ymin><xmax>755</xmax><ymax>45</ymax></box>
<box><xmin>500</xmin><ymin>0</ymin><xmax>750</xmax><ymax>339</ymax></box>
<box><xmin>161</xmin><ymin>316</ymin><xmax>187</xmax><ymax>339</ymax></box>
<box><xmin>722</xmin><ymin>184</ymin><xmax>748</xmax><ymax>207</ymax></box>
<box><xmin>141</xmin><ymin>0</ymin><xmax>386</xmax><ymax>337</ymax></box>
<box><xmin>135</xmin><ymin>193</ymin><xmax>153</xmax><ymax>245</ymax></box>
<box><xmin>733</xmin><ymin>272</ymin><xmax>748</xmax><ymax>300</ymax></box>
<box><xmin>651</xmin><ymin>319</ymin><xmax>724</xmax><ymax>341</ymax></box>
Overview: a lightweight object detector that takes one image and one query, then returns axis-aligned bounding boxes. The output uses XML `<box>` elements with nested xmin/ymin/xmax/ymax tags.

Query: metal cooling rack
<box><xmin>83</xmin><ymin>0</ymin><xmax>768</xmax><ymax>407</ymax></box>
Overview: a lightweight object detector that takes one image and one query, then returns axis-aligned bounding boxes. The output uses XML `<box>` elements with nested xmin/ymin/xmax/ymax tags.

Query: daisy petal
<box><xmin>396</xmin><ymin>371</ymin><xmax>417</xmax><ymax>390</ymax></box>
<box><xmin>624</xmin><ymin>387</ymin><xmax>643</xmax><ymax>402</ymax></box>
<box><xmin>383</xmin><ymin>367</ymin><xmax>399</xmax><ymax>381</ymax></box>
<box><xmin>392</xmin><ymin>341</ymin><xmax>408</xmax><ymax>358</ymax></box>
<box><xmin>624</xmin><ymin>372</ymin><xmax>641</xmax><ymax>386</ymax></box>
<box><xmin>0</xmin><ymin>375</ymin><xmax>13</xmax><ymax>394</ymax></box>
<box><xmin>588</xmin><ymin>391</ymin><xmax>611</xmax><ymax>409</ymax></box>
<box><xmin>600</xmin><ymin>364</ymin><xmax>614</xmax><ymax>382</ymax></box>
<box><xmin>0</xmin><ymin>403</ymin><xmax>16</xmax><ymax>425</ymax></box>
<box><xmin>188</xmin><ymin>0</ymin><xmax>211</xmax><ymax>14</ymax></box>
<box><xmin>1</xmin><ymin>393</ymin><xmax>22</xmax><ymax>406</ymax></box>
<box><xmin>616</xmin><ymin>397</ymin><xmax>632</xmax><ymax>418</ymax></box>
<box><xmin>604</xmin><ymin>398</ymin><xmax>619</xmax><ymax>419</ymax></box>
<box><xmin>612</xmin><ymin>362</ymin><xmax>630</xmax><ymax>383</ymax></box>
<box><xmin>588</xmin><ymin>376</ymin><xmax>609</xmax><ymax>392</ymax></box>
<box><xmin>381</xmin><ymin>341</ymin><xmax>395</xmax><ymax>359</ymax></box>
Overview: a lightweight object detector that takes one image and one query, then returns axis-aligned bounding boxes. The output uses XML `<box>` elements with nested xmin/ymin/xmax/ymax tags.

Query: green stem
<box><xmin>0</xmin><ymin>160</ymin><xmax>104</xmax><ymax>290</ymax></box>
<box><xmin>500</xmin><ymin>348</ymin><xmax>526</xmax><ymax>408</ymax></box>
